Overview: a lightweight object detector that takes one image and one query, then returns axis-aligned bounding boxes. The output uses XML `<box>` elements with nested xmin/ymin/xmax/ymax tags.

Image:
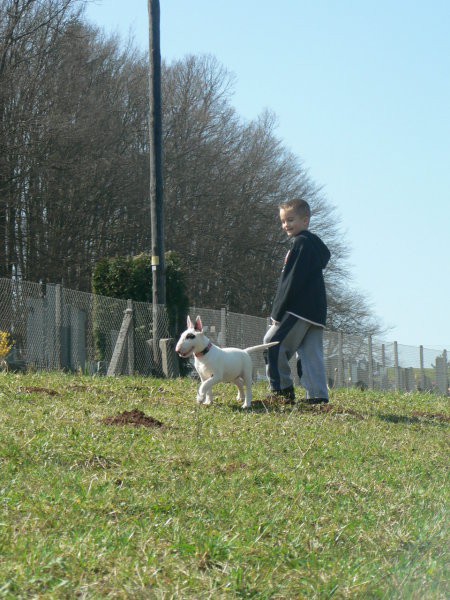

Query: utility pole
<box><xmin>147</xmin><ymin>0</ymin><xmax>166</xmax><ymax>370</ymax></box>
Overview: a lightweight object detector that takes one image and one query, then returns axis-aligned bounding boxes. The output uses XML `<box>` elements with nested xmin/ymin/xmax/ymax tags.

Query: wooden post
<box><xmin>380</xmin><ymin>343</ymin><xmax>387</xmax><ymax>390</ymax></box>
<box><xmin>368</xmin><ymin>335</ymin><xmax>374</xmax><ymax>389</ymax></box>
<box><xmin>127</xmin><ymin>299</ymin><xmax>135</xmax><ymax>375</ymax></box>
<box><xmin>159</xmin><ymin>338</ymin><xmax>179</xmax><ymax>378</ymax></box>
<box><xmin>107</xmin><ymin>308</ymin><xmax>133</xmax><ymax>376</ymax></box>
<box><xmin>55</xmin><ymin>284</ymin><xmax>62</xmax><ymax>370</ymax></box>
<box><xmin>337</xmin><ymin>332</ymin><xmax>344</xmax><ymax>388</ymax></box>
<box><xmin>41</xmin><ymin>281</ymin><xmax>48</xmax><ymax>369</ymax></box>
<box><xmin>419</xmin><ymin>345</ymin><xmax>426</xmax><ymax>391</ymax></box>
<box><xmin>219</xmin><ymin>307</ymin><xmax>227</xmax><ymax>347</ymax></box>
<box><xmin>394</xmin><ymin>341</ymin><xmax>400</xmax><ymax>391</ymax></box>
<box><xmin>444</xmin><ymin>349</ymin><xmax>448</xmax><ymax>395</ymax></box>
<box><xmin>435</xmin><ymin>350</ymin><xmax>448</xmax><ymax>395</ymax></box>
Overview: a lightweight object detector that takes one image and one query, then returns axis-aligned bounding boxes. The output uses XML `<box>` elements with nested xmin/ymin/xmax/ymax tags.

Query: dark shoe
<box><xmin>280</xmin><ymin>397</ymin><xmax>296</xmax><ymax>405</ymax></box>
<box><xmin>265</xmin><ymin>386</ymin><xmax>296</xmax><ymax>404</ymax></box>
<box><xmin>302</xmin><ymin>397</ymin><xmax>329</xmax><ymax>405</ymax></box>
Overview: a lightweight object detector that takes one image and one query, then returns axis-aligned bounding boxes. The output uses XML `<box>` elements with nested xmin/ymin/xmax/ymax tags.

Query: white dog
<box><xmin>175</xmin><ymin>315</ymin><xmax>278</xmax><ymax>408</ymax></box>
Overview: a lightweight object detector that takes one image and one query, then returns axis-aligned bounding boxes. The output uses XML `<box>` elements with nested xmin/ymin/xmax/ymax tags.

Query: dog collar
<box><xmin>195</xmin><ymin>342</ymin><xmax>212</xmax><ymax>357</ymax></box>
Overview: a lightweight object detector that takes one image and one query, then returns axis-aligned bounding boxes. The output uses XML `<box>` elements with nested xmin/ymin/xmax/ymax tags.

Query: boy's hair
<box><xmin>279</xmin><ymin>198</ymin><xmax>311</xmax><ymax>218</ymax></box>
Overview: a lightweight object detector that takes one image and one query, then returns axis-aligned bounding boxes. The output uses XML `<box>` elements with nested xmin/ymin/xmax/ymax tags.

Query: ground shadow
<box><xmin>229</xmin><ymin>400</ymin><xmax>297</xmax><ymax>414</ymax></box>
<box><xmin>378</xmin><ymin>413</ymin><xmax>449</xmax><ymax>425</ymax></box>
<box><xmin>230</xmin><ymin>401</ymin><xmax>366</xmax><ymax>418</ymax></box>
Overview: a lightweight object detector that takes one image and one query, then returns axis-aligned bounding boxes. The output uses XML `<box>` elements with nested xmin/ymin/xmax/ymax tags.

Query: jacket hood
<box><xmin>297</xmin><ymin>230</ymin><xmax>331</xmax><ymax>269</ymax></box>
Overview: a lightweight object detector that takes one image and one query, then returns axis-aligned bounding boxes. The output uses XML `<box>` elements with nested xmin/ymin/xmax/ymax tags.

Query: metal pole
<box><xmin>148</xmin><ymin>0</ymin><xmax>166</xmax><ymax>371</ymax></box>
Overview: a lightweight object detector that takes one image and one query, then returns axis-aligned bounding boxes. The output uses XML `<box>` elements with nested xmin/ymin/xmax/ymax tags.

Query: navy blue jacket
<box><xmin>271</xmin><ymin>230</ymin><xmax>331</xmax><ymax>325</ymax></box>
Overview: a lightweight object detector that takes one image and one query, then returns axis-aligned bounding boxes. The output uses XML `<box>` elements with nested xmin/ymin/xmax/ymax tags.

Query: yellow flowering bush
<box><xmin>0</xmin><ymin>331</ymin><xmax>13</xmax><ymax>360</ymax></box>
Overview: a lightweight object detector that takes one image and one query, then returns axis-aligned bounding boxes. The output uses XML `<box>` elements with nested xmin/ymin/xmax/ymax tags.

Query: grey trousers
<box><xmin>264</xmin><ymin>314</ymin><xmax>328</xmax><ymax>399</ymax></box>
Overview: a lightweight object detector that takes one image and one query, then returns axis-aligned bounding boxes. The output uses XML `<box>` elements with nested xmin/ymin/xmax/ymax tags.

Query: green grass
<box><xmin>0</xmin><ymin>372</ymin><xmax>448</xmax><ymax>599</ymax></box>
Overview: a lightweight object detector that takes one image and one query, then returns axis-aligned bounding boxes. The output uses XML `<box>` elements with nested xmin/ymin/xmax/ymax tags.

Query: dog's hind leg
<box><xmin>241</xmin><ymin>368</ymin><xmax>253</xmax><ymax>409</ymax></box>
<box><xmin>234</xmin><ymin>377</ymin><xmax>245</xmax><ymax>403</ymax></box>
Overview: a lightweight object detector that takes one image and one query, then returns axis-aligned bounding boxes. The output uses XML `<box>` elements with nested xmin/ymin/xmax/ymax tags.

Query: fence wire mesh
<box><xmin>0</xmin><ymin>277</ymin><xmax>448</xmax><ymax>394</ymax></box>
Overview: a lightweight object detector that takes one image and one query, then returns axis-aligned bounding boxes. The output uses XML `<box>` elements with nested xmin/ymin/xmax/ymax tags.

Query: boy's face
<box><xmin>279</xmin><ymin>207</ymin><xmax>309</xmax><ymax>237</ymax></box>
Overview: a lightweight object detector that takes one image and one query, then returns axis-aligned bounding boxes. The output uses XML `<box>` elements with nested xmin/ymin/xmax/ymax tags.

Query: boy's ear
<box><xmin>194</xmin><ymin>316</ymin><xmax>203</xmax><ymax>331</ymax></box>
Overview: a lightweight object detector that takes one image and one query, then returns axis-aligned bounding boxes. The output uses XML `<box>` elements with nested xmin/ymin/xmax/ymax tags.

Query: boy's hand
<box><xmin>271</xmin><ymin>318</ymin><xmax>280</xmax><ymax>326</ymax></box>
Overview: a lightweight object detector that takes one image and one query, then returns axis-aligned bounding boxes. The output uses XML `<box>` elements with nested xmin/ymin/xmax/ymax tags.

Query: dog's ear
<box><xmin>187</xmin><ymin>315</ymin><xmax>193</xmax><ymax>329</ymax></box>
<box><xmin>194</xmin><ymin>316</ymin><xmax>203</xmax><ymax>331</ymax></box>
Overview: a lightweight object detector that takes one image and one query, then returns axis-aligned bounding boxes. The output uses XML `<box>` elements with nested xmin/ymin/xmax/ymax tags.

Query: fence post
<box><xmin>394</xmin><ymin>341</ymin><xmax>400</xmax><ymax>391</ymax></box>
<box><xmin>435</xmin><ymin>350</ymin><xmax>448</xmax><ymax>395</ymax></box>
<box><xmin>40</xmin><ymin>281</ymin><xmax>48</xmax><ymax>369</ymax></box>
<box><xmin>220</xmin><ymin>307</ymin><xmax>227</xmax><ymax>347</ymax></box>
<box><xmin>55</xmin><ymin>284</ymin><xmax>63</xmax><ymax>370</ymax></box>
<box><xmin>419</xmin><ymin>345</ymin><xmax>426</xmax><ymax>391</ymax></box>
<box><xmin>107</xmin><ymin>308</ymin><xmax>133</xmax><ymax>376</ymax></box>
<box><xmin>127</xmin><ymin>299</ymin><xmax>135</xmax><ymax>375</ymax></box>
<box><xmin>159</xmin><ymin>337</ymin><xmax>179</xmax><ymax>378</ymax></box>
<box><xmin>444</xmin><ymin>350</ymin><xmax>449</xmax><ymax>396</ymax></box>
<box><xmin>380</xmin><ymin>343</ymin><xmax>386</xmax><ymax>390</ymax></box>
<box><xmin>337</xmin><ymin>332</ymin><xmax>344</xmax><ymax>388</ymax></box>
<box><xmin>368</xmin><ymin>335</ymin><xmax>374</xmax><ymax>389</ymax></box>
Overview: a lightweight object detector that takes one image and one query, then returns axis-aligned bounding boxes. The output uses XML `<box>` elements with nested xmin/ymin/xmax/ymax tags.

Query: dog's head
<box><xmin>175</xmin><ymin>315</ymin><xmax>209</xmax><ymax>358</ymax></box>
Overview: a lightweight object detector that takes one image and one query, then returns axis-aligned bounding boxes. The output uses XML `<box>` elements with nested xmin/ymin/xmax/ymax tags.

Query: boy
<box><xmin>264</xmin><ymin>198</ymin><xmax>330</xmax><ymax>404</ymax></box>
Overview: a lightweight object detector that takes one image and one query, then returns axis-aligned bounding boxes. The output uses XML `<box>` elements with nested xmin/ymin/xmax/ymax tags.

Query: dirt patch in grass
<box><xmin>18</xmin><ymin>386</ymin><xmax>59</xmax><ymax>396</ymax></box>
<box><xmin>71</xmin><ymin>455</ymin><xmax>119</xmax><ymax>470</ymax></box>
<box><xmin>219</xmin><ymin>462</ymin><xmax>249</xmax><ymax>475</ymax></box>
<box><xmin>101</xmin><ymin>409</ymin><xmax>164</xmax><ymax>428</ymax></box>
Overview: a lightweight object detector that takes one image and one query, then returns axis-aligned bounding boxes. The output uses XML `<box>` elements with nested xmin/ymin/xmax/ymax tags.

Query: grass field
<box><xmin>0</xmin><ymin>372</ymin><xmax>448</xmax><ymax>599</ymax></box>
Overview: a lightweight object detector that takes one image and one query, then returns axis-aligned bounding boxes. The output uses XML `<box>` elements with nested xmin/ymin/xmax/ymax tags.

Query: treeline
<box><xmin>0</xmin><ymin>0</ymin><xmax>380</xmax><ymax>336</ymax></box>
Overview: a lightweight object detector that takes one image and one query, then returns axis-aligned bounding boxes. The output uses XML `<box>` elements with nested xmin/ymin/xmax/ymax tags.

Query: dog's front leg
<box><xmin>196</xmin><ymin>374</ymin><xmax>208</xmax><ymax>404</ymax></box>
<box><xmin>198</xmin><ymin>375</ymin><xmax>219</xmax><ymax>405</ymax></box>
<box><xmin>196</xmin><ymin>380</ymin><xmax>207</xmax><ymax>404</ymax></box>
<box><xmin>196</xmin><ymin>386</ymin><xmax>213</xmax><ymax>405</ymax></box>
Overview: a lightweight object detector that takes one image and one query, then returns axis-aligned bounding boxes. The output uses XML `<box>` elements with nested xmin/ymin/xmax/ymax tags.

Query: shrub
<box><xmin>92</xmin><ymin>252</ymin><xmax>190</xmax><ymax>369</ymax></box>
<box><xmin>0</xmin><ymin>331</ymin><xmax>13</xmax><ymax>360</ymax></box>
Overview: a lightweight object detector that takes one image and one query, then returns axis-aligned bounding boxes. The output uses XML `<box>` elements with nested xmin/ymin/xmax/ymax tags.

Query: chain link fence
<box><xmin>1</xmin><ymin>277</ymin><xmax>448</xmax><ymax>394</ymax></box>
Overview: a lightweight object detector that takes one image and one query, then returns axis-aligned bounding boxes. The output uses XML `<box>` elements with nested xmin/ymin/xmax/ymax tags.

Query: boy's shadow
<box><xmin>230</xmin><ymin>400</ymin><xmax>300</xmax><ymax>414</ymax></box>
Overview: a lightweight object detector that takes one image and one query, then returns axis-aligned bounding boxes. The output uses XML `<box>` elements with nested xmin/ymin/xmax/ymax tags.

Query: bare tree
<box><xmin>0</xmin><ymin>9</ymin><xmax>381</xmax><ymax>336</ymax></box>
<box><xmin>0</xmin><ymin>2</ymin><xmax>151</xmax><ymax>288</ymax></box>
<box><xmin>0</xmin><ymin>0</ymin><xmax>80</xmax><ymax>278</ymax></box>
<box><xmin>161</xmin><ymin>55</ymin><xmax>369</xmax><ymax>329</ymax></box>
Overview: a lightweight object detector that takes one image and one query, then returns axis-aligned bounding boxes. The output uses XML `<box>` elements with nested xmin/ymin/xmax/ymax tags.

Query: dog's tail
<box><xmin>244</xmin><ymin>341</ymin><xmax>279</xmax><ymax>353</ymax></box>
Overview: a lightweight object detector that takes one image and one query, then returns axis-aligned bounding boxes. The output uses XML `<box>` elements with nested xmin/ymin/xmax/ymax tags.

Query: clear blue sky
<box><xmin>84</xmin><ymin>0</ymin><xmax>450</xmax><ymax>350</ymax></box>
